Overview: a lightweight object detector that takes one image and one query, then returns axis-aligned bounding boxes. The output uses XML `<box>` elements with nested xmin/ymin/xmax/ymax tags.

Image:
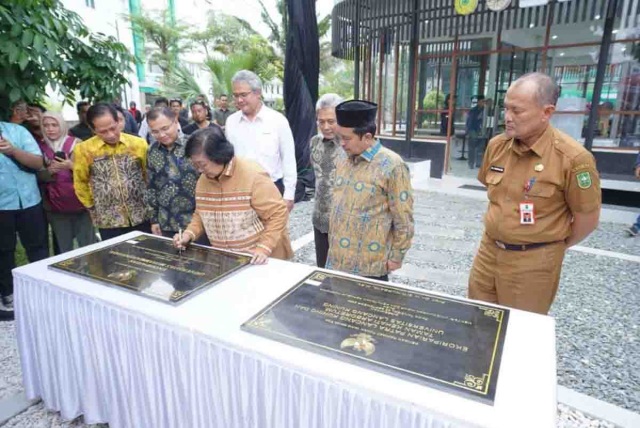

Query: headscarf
<box><xmin>41</xmin><ymin>111</ymin><xmax>72</xmax><ymax>152</ymax></box>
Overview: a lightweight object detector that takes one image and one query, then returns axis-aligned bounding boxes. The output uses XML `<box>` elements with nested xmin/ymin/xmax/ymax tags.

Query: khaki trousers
<box><xmin>468</xmin><ymin>233</ymin><xmax>566</xmax><ymax>314</ymax></box>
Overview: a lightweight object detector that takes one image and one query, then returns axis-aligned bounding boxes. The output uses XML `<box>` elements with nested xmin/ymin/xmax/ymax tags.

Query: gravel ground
<box><xmin>288</xmin><ymin>200</ymin><xmax>314</xmax><ymax>241</ymax></box>
<box><xmin>0</xmin><ymin>322</ymin><xmax>23</xmax><ymax>401</ymax></box>
<box><xmin>556</xmin><ymin>404</ymin><xmax>615</xmax><ymax>428</ymax></box>
<box><xmin>1</xmin><ymin>403</ymin><xmax>100</xmax><ymax>427</ymax></box>
<box><xmin>2</xmin><ymin>190</ymin><xmax>638</xmax><ymax>426</ymax></box>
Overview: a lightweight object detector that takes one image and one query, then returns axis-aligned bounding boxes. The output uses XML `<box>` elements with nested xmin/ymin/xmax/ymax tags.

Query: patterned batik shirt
<box><xmin>144</xmin><ymin>135</ymin><xmax>199</xmax><ymax>233</ymax></box>
<box><xmin>73</xmin><ymin>133</ymin><xmax>148</xmax><ymax>229</ymax></box>
<box><xmin>310</xmin><ymin>134</ymin><xmax>346</xmax><ymax>233</ymax></box>
<box><xmin>326</xmin><ymin>141</ymin><xmax>415</xmax><ymax>277</ymax></box>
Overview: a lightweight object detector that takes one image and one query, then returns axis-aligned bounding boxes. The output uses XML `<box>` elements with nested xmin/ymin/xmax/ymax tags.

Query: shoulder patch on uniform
<box><xmin>576</xmin><ymin>171</ymin><xmax>592</xmax><ymax>189</ymax></box>
<box><xmin>571</xmin><ymin>163</ymin><xmax>592</xmax><ymax>172</ymax></box>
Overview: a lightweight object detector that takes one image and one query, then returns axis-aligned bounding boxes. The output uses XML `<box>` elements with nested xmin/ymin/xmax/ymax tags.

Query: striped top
<box><xmin>185</xmin><ymin>157</ymin><xmax>293</xmax><ymax>259</ymax></box>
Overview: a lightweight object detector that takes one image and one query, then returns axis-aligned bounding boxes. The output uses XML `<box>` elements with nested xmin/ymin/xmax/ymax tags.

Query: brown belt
<box><xmin>494</xmin><ymin>240</ymin><xmax>560</xmax><ymax>251</ymax></box>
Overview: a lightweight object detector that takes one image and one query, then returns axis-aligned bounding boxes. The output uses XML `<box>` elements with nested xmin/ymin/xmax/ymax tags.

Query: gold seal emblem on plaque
<box><xmin>340</xmin><ymin>333</ymin><xmax>376</xmax><ymax>356</ymax></box>
<box><xmin>454</xmin><ymin>0</ymin><xmax>478</xmax><ymax>15</ymax></box>
<box><xmin>107</xmin><ymin>269</ymin><xmax>137</xmax><ymax>282</ymax></box>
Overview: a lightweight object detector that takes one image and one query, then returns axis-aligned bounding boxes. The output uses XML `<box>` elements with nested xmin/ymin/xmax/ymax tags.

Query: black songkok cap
<box><xmin>335</xmin><ymin>100</ymin><xmax>377</xmax><ymax>128</ymax></box>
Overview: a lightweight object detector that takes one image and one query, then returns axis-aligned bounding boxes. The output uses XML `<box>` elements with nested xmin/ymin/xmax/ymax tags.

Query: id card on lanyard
<box><xmin>521</xmin><ymin>177</ymin><xmax>536</xmax><ymax>225</ymax></box>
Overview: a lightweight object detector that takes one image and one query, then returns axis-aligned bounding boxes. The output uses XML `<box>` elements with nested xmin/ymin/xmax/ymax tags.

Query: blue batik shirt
<box><xmin>144</xmin><ymin>135</ymin><xmax>200</xmax><ymax>233</ymax></box>
<box><xmin>0</xmin><ymin>122</ymin><xmax>43</xmax><ymax>210</ymax></box>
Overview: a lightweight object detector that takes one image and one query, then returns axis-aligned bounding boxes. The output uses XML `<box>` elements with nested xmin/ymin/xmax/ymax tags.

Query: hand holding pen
<box><xmin>173</xmin><ymin>228</ymin><xmax>192</xmax><ymax>252</ymax></box>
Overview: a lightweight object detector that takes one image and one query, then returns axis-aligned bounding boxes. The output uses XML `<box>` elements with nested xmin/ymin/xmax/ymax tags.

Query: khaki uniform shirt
<box><xmin>479</xmin><ymin>125</ymin><xmax>601</xmax><ymax>245</ymax></box>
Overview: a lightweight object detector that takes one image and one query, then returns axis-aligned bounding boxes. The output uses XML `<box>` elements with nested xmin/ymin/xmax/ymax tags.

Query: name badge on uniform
<box><xmin>519</xmin><ymin>201</ymin><xmax>535</xmax><ymax>225</ymax></box>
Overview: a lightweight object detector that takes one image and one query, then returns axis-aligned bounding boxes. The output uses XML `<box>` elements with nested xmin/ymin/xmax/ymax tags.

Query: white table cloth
<box><xmin>14</xmin><ymin>232</ymin><xmax>557</xmax><ymax>428</ymax></box>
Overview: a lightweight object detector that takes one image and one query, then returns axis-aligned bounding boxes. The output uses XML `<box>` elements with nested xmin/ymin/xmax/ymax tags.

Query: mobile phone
<box><xmin>54</xmin><ymin>151</ymin><xmax>67</xmax><ymax>159</ymax></box>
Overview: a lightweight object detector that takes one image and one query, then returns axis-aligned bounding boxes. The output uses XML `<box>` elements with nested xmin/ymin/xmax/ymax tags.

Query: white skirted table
<box><xmin>14</xmin><ymin>232</ymin><xmax>557</xmax><ymax>428</ymax></box>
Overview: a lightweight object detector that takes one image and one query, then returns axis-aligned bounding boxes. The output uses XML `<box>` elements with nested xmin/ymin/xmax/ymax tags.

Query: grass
<box><xmin>15</xmin><ymin>241</ymin><xmax>28</xmax><ymax>267</ymax></box>
<box><xmin>15</xmin><ymin>231</ymin><xmax>55</xmax><ymax>267</ymax></box>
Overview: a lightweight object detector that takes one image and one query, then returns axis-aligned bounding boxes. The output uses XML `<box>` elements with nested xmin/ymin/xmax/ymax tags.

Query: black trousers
<box><xmin>99</xmin><ymin>222</ymin><xmax>151</xmax><ymax>241</ymax></box>
<box><xmin>43</xmin><ymin>215</ymin><xmax>61</xmax><ymax>256</ymax></box>
<box><xmin>274</xmin><ymin>178</ymin><xmax>284</xmax><ymax>196</ymax></box>
<box><xmin>0</xmin><ymin>203</ymin><xmax>49</xmax><ymax>296</ymax></box>
<box><xmin>313</xmin><ymin>227</ymin><xmax>329</xmax><ymax>268</ymax></box>
<box><xmin>365</xmin><ymin>274</ymin><xmax>389</xmax><ymax>282</ymax></box>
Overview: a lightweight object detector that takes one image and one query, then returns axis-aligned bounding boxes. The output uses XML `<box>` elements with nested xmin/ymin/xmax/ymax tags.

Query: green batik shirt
<box><xmin>144</xmin><ymin>135</ymin><xmax>200</xmax><ymax>233</ymax></box>
<box><xmin>326</xmin><ymin>141</ymin><xmax>415</xmax><ymax>277</ymax></box>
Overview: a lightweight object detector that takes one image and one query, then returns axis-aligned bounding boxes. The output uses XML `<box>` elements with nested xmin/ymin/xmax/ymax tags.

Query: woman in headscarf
<box><xmin>38</xmin><ymin>111</ymin><xmax>95</xmax><ymax>253</ymax></box>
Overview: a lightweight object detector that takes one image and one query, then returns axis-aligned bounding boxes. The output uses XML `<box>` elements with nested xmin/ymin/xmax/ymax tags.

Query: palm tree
<box><xmin>161</xmin><ymin>64</ymin><xmax>204</xmax><ymax>102</ymax></box>
<box><xmin>204</xmin><ymin>36</ymin><xmax>281</xmax><ymax>98</ymax></box>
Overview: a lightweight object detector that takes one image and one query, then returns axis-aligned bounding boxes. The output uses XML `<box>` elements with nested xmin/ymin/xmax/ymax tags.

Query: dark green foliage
<box><xmin>0</xmin><ymin>0</ymin><xmax>133</xmax><ymax>117</ymax></box>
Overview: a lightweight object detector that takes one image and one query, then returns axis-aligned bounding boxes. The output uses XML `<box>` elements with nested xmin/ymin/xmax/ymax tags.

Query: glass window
<box><xmin>379</xmin><ymin>40</ymin><xmax>397</xmax><ymax>137</ymax></box>
<box><xmin>592</xmin><ymin>42</ymin><xmax>640</xmax><ymax>148</ymax></box>
<box><xmin>613</xmin><ymin>6</ymin><xmax>640</xmax><ymax>40</ymax></box>
<box><xmin>414</xmin><ymin>40</ymin><xmax>456</xmax><ymax>139</ymax></box>
<box><xmin>394</xmin><ymin>44</ymin><xmax>411</xmax><ymax>137</ymax></box>
<box><xmin>549</xmin><ymin>21</ymin><xmax>603</xmax><ymax>47</ymax></box>
<box><xmin>490</xmin><ymin>46</ymin><xmax>549</xmax><ymax>134</ymax></box>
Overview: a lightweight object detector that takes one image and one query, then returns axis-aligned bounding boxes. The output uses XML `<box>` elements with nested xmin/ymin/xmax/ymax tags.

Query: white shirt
<box><xmin>225</xmin><ymin>104</ymin><xmax>297</xmax><ymax>201</ymax></box>
<box><xmin>138</xmin><ymin>118</ymin><xmax>149</xmax><ymax>140</ymax></box>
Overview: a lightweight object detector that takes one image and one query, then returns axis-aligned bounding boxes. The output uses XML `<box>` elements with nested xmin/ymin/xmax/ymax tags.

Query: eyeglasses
<box><xmin>232</xmin><ymin>92</ymin><xmax>253</xmax><ymax>100</ymax></box>
<box><xmin>317</xmin><ymin>119</ymin><xmax>336</xmax><ymax>126</ymax></box>
<box><xmin>149</xmin><ymin>123</ymin><xmax>175</xmax><ymax>137</ymax></box>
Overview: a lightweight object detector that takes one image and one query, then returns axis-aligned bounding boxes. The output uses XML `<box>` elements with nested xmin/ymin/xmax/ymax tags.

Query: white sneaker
<box><xmin>2</xmin><ymin>294</ymin><xmax>13</xmax><ymax>311</ymax></box>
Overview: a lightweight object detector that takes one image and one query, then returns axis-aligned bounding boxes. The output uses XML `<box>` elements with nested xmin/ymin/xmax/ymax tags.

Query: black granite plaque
<box><xmin>242</xmin><ymin>271</ymin><xmax>509</xmax><ymax>404</ymax></box>
<box><xmin>49</xmin><ymin>234</ymin><xmax>251</xmax><ymax>305</ymax></box>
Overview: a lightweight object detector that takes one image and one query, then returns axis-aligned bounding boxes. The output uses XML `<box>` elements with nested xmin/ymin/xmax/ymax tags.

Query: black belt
<box><xmin>494</xmin><ymin>240</ymin><xmax>559</xmax><ymax>251</ymax></box>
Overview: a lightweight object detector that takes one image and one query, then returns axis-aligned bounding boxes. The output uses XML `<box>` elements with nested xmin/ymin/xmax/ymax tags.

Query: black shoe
<box><xmin>0</xmin><ymin>306</ymin><xmax>14</xmax><ymax>321</ymax></box>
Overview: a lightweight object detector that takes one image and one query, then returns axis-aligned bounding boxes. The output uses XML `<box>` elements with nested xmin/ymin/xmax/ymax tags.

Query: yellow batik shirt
<box><xmin>326</xmin><ymin>141</ymin><xmax>414</xmax><ymax>277</ymax></box>
<box><xmin>73</xmin><ymin>133</ymin><xmax>148</xmax><ymax>229</ymax></box>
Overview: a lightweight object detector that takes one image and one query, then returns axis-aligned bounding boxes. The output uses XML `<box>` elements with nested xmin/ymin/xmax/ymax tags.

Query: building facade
<box><xmin>331</xmin><ymin>0</ymin><xmax>640</xmax><ymax>178</ymax></box>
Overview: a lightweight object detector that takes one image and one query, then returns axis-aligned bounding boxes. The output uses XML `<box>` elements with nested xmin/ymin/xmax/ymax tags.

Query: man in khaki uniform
<box><xmin>469</xmin><ymin>72</ymin><xmax>601</xmax><ymax>315</ymax></box>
